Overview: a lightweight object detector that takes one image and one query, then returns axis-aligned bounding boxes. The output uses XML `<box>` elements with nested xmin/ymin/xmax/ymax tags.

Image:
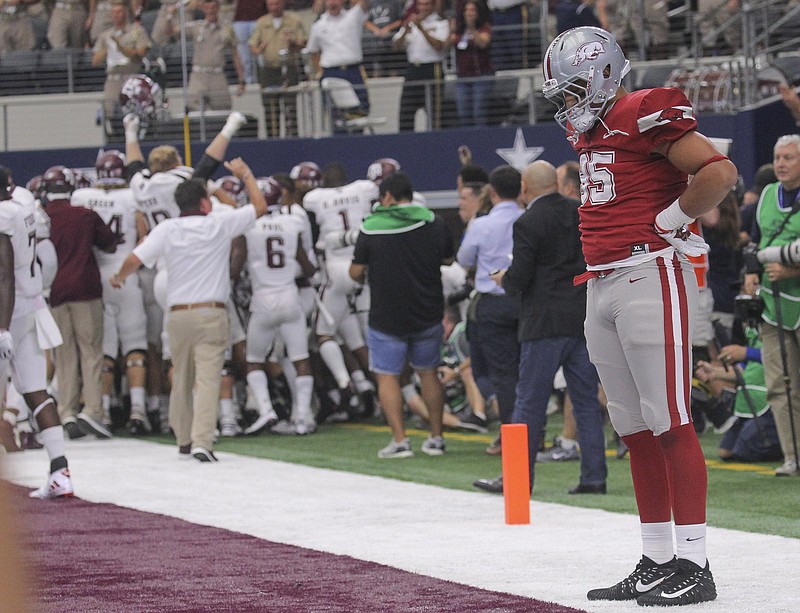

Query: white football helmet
<box><xmin>542</xmin><ymin>27</ymin><xmax>630</xmax><ymax>134</ymax></box>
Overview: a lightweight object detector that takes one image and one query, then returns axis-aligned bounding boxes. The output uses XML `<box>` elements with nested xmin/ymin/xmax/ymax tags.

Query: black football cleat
<box><xmin>636</xmin><ymin>558</ymin><xmax>716</xmax><ymax>607</ymax></box>
<box><xmin>587</xmin><ymin>556</ymin><xmax>676</xmax><ymax>601</ymax></box>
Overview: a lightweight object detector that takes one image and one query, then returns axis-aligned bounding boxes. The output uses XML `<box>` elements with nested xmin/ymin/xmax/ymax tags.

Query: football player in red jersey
<box><xmin>543</xmin><ymin>27</ymin><xmax>738</xmax><ymax>607</ymax></box>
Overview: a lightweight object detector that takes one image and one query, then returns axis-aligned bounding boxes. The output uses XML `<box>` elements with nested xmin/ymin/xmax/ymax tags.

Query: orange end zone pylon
<box><xmin>501</xmin><ymin>423</ymin><xmax>530</xmax><ymax>525</ymax></box>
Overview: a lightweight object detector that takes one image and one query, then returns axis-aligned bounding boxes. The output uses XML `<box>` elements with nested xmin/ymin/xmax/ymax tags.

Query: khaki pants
<box><xmin>47</xmin><ymin>6</ymin><xmax>87</xmax><ymax>49</ymax></box>
<box><xmin>52</xmin><ymin>299</ymin><xmax>105</xmax><ymax>422</ymax></box>
<box><xmin>167</xmin><ymin>307</ymin><xmax>228</xmax><ymax>451</ymax></box>
<box><xmin>103</xmin><ymin>72</ymin><xmax>136</xmax><ymax>119</ymax></box>
<box><xmin>761</xmin><ymin>323</ymin><xmax>800</xmax><ymax>463</ymax></box>
<box><xmin>0</xmin><ymin>18</ymin><xmax>36</xmax><ymax>55</ymax></box>
<box><xmin>187</xmin><ymin>72</ymin><xmax>232</xmax><ymax>111</ymax></box>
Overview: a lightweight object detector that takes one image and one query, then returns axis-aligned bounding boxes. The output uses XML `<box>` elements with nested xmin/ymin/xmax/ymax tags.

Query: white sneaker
<box><xmin>76</xmin><ymin>412</ymin><xmax>113</xmax><ymax>439</ymax></box>
<box><xmin>29</xmin><ymin>467</ymin><xmax>74</xmax><ymax>499</ymax></box>
<box><xmin>294</xmin><ymin>417</ymin><xmax>317</xmax><ymax>435</ymax></box>
<box><xmin>271</xmin><ymin>420</ymin><xmax>298</xmax><ymax>435</ymax></box>
<box><xmin>220</xmin><ymin>421</ymin><xmax>242</xmax><ymax>437</ymax></box>
<box><xmin>378</xmin><ymin>438</ymin><xmax>414</xmax><ymax>459</ymax></box>
<box><xmin>421</xmin><ymin>436</ymin><xmax>446</xmax><ymax>456</ymax></box>
<box><xmin>243</xmin><ymin>409</ymin><xmax>278</xmax><ymax>435</ymax></box>
<box><xmin>775</xmin><ymin>459</ymin><xmax>800</xmax><ymax>476</ymax></box>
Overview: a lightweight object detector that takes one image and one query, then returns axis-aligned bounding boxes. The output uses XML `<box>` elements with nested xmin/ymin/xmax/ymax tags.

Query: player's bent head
<box><xmin>148</xmin><ymin>145</ymin><xmax>182</xmax><ymax>174</ymax></box>
<box><xmin>175</xmin><ymin>179</ymin><xmax>209</xmax><ymax>213</ymax></box>
<box><xmin>379</xmin><ymin>172</ymin><xmax>414</xmax><ymax>204</ymax></box>
<box><xmin>489</xmin><ymin>165</ymin><xmax>521</xmax><ymax>201</ymax></box>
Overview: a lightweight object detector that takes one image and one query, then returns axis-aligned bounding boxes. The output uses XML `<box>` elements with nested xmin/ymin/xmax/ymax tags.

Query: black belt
<box><xmin>325</xmin><ymin>63</ymin><xmax>362</xmax><ymax>71</ymax></box>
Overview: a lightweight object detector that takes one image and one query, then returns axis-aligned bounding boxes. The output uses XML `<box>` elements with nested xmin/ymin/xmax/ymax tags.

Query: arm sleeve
<box><xmin>125</xmin><ymin>161</ymin><xmax>147</xmax><ymax>184</ymax></box>
<box><xmin>193</xmin><ymin>153</ymin><xmax>221</xmax><ymax>180</ymax></box>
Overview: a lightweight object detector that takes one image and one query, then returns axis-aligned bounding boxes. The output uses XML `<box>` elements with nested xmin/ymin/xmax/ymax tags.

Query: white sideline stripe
<box><xmin>4</xmin><ymin>438</ymin><xmax>800</xmax><ymax>613</ymax></box>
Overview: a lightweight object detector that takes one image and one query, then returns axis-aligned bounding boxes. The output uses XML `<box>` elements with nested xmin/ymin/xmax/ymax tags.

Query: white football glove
<box><xmin>655</xmin><ymin>224</ymin><xmax>710</xmax><ymax>257</ymax></box>
<box><xmin>0</xmin><ymin>329</ymin><xmax>13</xmax><ymax>361</ymax></box>
<box><xmin>321</xmin><ymin>229</ymin><xmax>360</xmax><ymax>251</ymax></box>
<box><xmin>123</xmin><ymin>113</ymin><xmax>140</xmax><ymax>142</ymax></box>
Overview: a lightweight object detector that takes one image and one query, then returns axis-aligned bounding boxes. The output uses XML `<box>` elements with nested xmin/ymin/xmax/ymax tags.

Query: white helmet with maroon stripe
<box><xmin>542</xmin><ymin>27</ymin><xmax>630</xmax><ymax>134</ymax></box>
<box><xmin>289</xmin><ymin>161</ymin><xmax>322</xmax><ymax>188</ymax></box>
<box><xmin>366</xmin><ymin>158</ymin><xmax>401</xmax><ymax>185</ymax></box>
<box><xmin>95</xmin><ymin>150</ymin><xmax>127</xmax><ymax>187</ymax></box>
<box><xmin>256</xmin><ymin>176</ymin><xmax>282</xmax><ymax>206</ymax></box>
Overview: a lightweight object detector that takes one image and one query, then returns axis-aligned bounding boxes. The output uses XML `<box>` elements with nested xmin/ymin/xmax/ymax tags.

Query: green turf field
<box><xmin>148</xmin><ymin>413</ymin><xmax>800</xmax><ymax>539</ymax></box>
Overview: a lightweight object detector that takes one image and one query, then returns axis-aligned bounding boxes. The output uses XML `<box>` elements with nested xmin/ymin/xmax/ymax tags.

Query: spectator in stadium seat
<box><xmin>0</xmin><ymin>0</ymin><xmax>37</xmax><ymax>55</ymax></box>
<box><xmin>87</xmin><ymin>0</ymin><xmax>117</xmax><ymax>45</ymax></box>
<box><xmin>249</xmin><ymin>0</ymin><xmax>307</xmax><ymax>137</ymax></box>
<box><xmin>486</xmin><ymin>0</ymin><xmax>528</xmax><ymax>70</ymax></box>
<box><xmin>48</xmin><ymin>0</ymin><xmax>89</xmax><ymax>49</ymax></box>
<box><xmin>234</xmin><ymin>0</ymin><xmax>269</xmax><ymax>84</ymax></box>
<box><xmin>697</xmin><ymin>0</ymin><xmax>740</xmax><ymax>53</ymax></box>
<box><xmin>307</xmin><ymin>0</ymin><xmax>372</xmax><ymax>114</ymax></box>
<box><xmin>555</xmin><ymin>0</ymin><xmax>601</xmax><ymax>33</ymax></box>
<box><xmin>450</xmin><ymin>0</ymin><xmax>494</xmax><ymax>128</ymax></box>
<box><xmin>363</xmin><ymin>0</ymin><xmax>404</xmax><ymax>77</ymax></box>
<box><xmin>150</xmin><ymin>0</ymin><xmax>182</xmax><ymax>46</ymax></box>
<box><xmin>92</xmin><ymin>0</ymin><xmax>152</xmax><ymax>120</ymax></box>
<box><xmin>605</xmin><ymin>0</ymin><xmax>669</xmax><ymax>59</ymax></box>
<box><xmin>174</xmin><ymin>0</ymin><xmax>246</xmax><ymax>112</ymax></box>
<box><xmin>393</xmin><ymin>0</ymin><xmax>449</xmax><ymax>131</ymax></box>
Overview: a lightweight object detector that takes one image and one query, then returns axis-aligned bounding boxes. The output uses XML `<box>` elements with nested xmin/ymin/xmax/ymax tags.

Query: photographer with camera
<box><xmin>695</xmin><ymin>296</ymin><xmax>782</xmax><ymax>463</ymax></box>
<box><xmin>743</xmin><ymin>134</ymin><xmax>800</xmax><ymax>476</ymax></box>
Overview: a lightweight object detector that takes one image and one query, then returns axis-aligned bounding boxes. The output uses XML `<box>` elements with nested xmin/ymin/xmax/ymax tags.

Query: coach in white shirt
<box><xmin>111</xmin><ymin>158</ymin><xmax>267</xmax><ymax>462</ymax></box>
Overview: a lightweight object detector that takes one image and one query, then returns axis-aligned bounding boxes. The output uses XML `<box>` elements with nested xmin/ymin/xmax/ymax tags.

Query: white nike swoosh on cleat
<box><xmin>635</xmin><ymin>577</ymin><xmax>668</xmax><ymax>592</ymax></box>
<box><xmin>660</xmin><ymin>583</ymin><xmax>698</xmax><ymax>599</ymax></box>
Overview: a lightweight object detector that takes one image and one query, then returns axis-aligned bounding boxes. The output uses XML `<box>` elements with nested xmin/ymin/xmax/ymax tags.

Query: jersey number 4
<box><xmin>579</xmin><ymin>151</ymin><xmax>616</xmax><ymax>206</ymax></box>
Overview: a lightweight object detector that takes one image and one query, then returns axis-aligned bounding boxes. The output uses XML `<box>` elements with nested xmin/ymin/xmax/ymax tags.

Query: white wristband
<box><xmin>655</xmin><ymin>198</ymin><xmax>694</xmax><ymax>233</ymax></box>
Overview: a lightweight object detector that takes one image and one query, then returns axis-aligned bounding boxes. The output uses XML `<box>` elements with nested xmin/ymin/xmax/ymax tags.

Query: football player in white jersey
<box><xmin>123</xmin><ymin>110</ymin><xmax>248</xmax><ymax>426</ymax></box>
<box><xmin>72</xmin><ymin>149</ymin><xmax>150</xmax><ymax>435</ymax></box>
<box><xmin>243</xmin><ymin>177</ymin><xmax>318</xmax><ymax>435</ymax></box>
<box><xmin>303</xmin><ymin>163</ymin><xmax>377</xmax><ymax>412</ymax></box>
<box><xmin>0</xmin><ymin>166</ymin><xmax>72</xmax><ymax>499</ymax></box>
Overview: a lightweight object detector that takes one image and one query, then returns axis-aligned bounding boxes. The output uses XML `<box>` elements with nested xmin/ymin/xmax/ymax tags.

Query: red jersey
<box><xmin>570</xmin><ymin>87</ymin><xmax>697</xmax><ymax>268</ymax></box>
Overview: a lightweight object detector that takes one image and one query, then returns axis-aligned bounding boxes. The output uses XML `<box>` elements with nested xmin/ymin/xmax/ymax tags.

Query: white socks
<box><xmin>246</xmin><ymin>370</ymin><xmax>274</xmax><ymax>416</ymax></box>
<box><xmin>641</xmin><ymin>521</ymin><xmax>675</xmax><ymax>565</ymax></box>
<box><xmin>675</xmin><ymin>523</ymin><xmax>707</xmax><ymax>568</ymax></box>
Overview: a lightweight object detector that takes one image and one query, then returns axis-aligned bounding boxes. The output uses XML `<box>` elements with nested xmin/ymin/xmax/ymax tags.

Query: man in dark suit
<box><xmin>473</xmin><ymin>160</ymin><xmax>607</xmax><ymax>495</ymax></box>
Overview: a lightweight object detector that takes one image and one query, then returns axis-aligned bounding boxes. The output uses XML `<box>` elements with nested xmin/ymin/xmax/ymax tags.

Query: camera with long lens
<box><xmin>756</xmin><ymin>238</ymin><xmax>800</xmax><ymax>266</ymax></box>
<box><xmin>742</xmin><ymin>242</ymin><xmax>762</xmax><ymax>275</ymax></box>
<box><xmin>734</xmin><ymin>293</ymin><xmax>765</xmax><ymax>327</ymax></box>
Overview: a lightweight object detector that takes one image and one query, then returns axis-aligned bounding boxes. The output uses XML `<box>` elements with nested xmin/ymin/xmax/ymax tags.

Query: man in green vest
<box><xmin>744</xmin><ymin>134</ymin><xmax>800</xmax><ymax>476</ymax></box>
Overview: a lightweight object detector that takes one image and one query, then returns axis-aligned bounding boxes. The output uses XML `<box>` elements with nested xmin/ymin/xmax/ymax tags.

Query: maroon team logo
<box><xmin>572</xmin><ymin>41</ymin><xmax>606</xmax><ymax>66</ymax></box>
<box><xmin>657</xmin><ymin>107</ymin><xmax>688</xmax><ymax>122</ymax></box>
